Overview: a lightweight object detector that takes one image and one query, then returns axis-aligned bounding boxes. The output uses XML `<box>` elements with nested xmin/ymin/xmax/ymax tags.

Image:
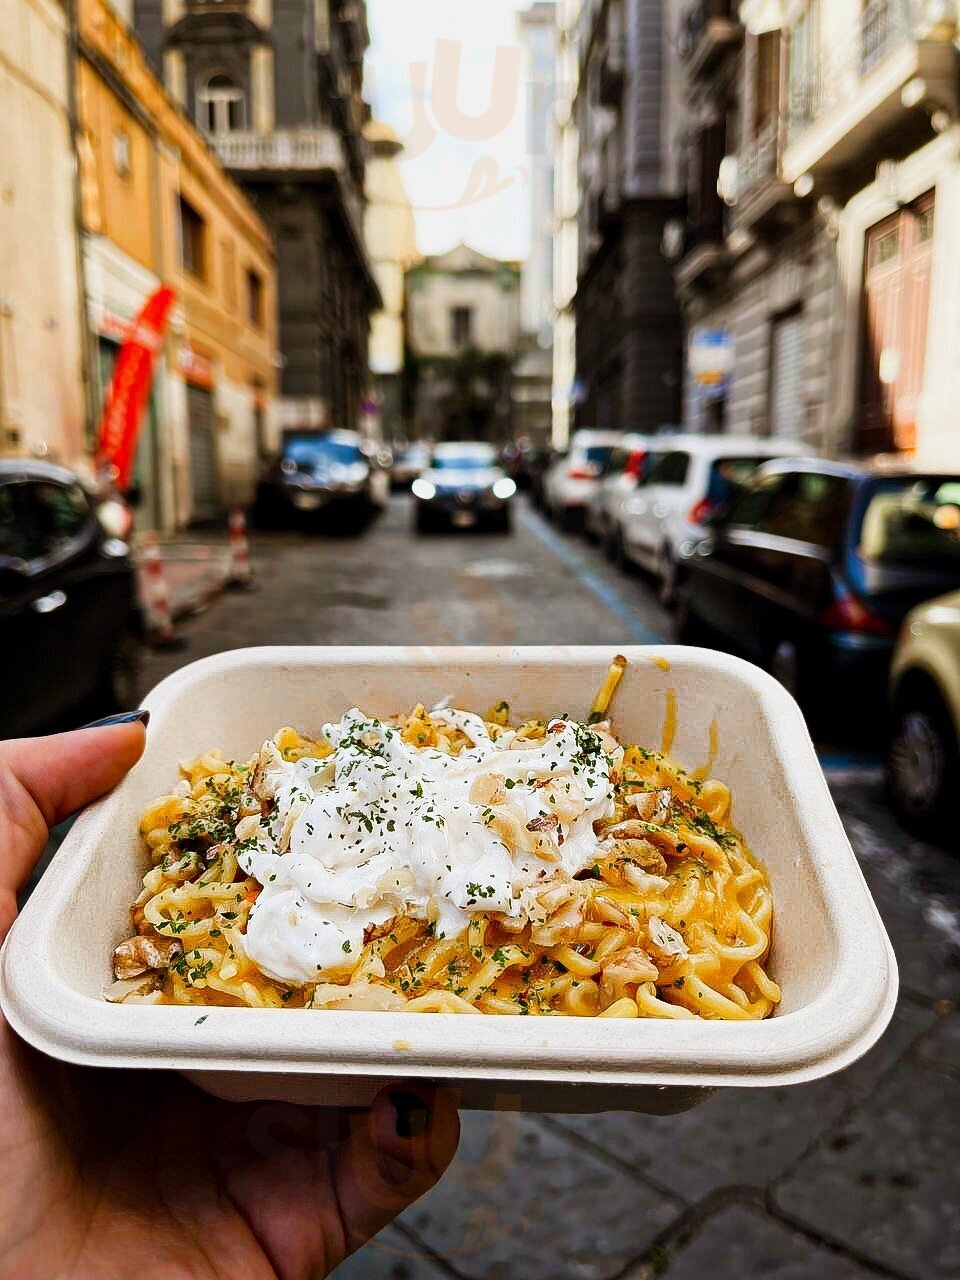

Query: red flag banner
<box><xmin>97</xmin><ymin>285</ymin><xmax>175</xmax><ymax>490</ymax></box>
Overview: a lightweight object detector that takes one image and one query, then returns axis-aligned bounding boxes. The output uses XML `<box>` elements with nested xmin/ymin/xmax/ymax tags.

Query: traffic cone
<box><xmin>227</xmin><ymin>507</ymin><xmax>255</xmax><ymax>590</ymax></box>
<box><xmin>139</xmin><ymin>532</ymin><xmax>178</xmax><ymax>647</ymax></box>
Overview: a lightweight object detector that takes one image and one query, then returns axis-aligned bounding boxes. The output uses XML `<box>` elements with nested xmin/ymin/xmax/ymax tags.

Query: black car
<box><xmin>1</xmin><ymin>461</ymin><xmax>140</xmax><ymax>736</ymax></box>
<box><xmin>411</xmin><ymin>443</ymin><xmax>516</xmax><ymax>533</ymax></box>
<box><xmin>675</xmin><ymin>460</ymin><xmax>960</xmax><ymax>715</ymax></box>
<box><xmin>254</xmin><ymin>429</ymin><xmax>389</xmax><ymax>531</ymax></box>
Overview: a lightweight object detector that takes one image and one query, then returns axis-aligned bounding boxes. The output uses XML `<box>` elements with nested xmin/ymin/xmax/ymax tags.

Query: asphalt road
<box><xmin>119</xmin><ymin>497</ymin><xmax>960</xmax><ymax>1278</ymax></box>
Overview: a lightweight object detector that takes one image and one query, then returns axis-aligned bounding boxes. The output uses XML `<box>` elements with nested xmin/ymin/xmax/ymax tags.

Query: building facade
<box><xmin>364</xmin><ymin>120</ymin><xmax>418</xmax><ymax>444</ymax></box>
<box><xmin>78</xmin><ymin>0</ymin><xmax>278</xmax><ymax>528</ymax></box>
<box><xmin>406</xmin><ymin>244</ymin><xmax>522</xmax><ymax>442</ymax></box>
<box><xmin>552</xmin><ymin>0</ymin><xmax>582</xmax><ymax>447</ymax></box>
<box><xmin>673</xmin><ymin>0</ymin><xmax>959</xmax><ymax>467</ymax></box>
<box><xmin>574</xmin><ymin>0</ymin><xmax>687</xmax><ymax>433</ymax></box>
<box><xmin>0</xmin><ymin>0</ymin><xmax>87</xmax><ymax>467</ymax></box>
<box><xmin>133</xmin><ymin>0</ymin><xmax>380</xmax><ymax>438</ymax></box>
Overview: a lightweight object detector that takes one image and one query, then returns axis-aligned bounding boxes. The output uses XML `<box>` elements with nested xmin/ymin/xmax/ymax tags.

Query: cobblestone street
<box><xmin>136</xmin><ymin>498</ymin><xmax>960</xmax><ymax>1280</ymax></box>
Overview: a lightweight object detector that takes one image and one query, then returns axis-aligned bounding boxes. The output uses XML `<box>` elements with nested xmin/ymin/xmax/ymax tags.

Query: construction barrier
<box><xmin>139</xmin><ymin>532</ymin><xmax>177</xmax><ymax>646</ymax></box>
<box><xmin>227</xmin><ymin>507</ymin><xmax>255</xmax><ymax>589</ymax></box>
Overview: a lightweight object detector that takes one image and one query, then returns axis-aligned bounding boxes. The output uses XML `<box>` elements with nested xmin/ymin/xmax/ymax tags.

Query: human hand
<box><xmin>0</xmin><ymin>717</ymin><xmax>460</xmax><ymax>1278</ymax></box>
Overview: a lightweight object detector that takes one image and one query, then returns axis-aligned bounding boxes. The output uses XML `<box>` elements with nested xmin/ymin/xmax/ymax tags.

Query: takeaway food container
<box><xmin>0</xmin><ymin>647</ymin><xmax>898</xmax><ymax>1114</ymax></box>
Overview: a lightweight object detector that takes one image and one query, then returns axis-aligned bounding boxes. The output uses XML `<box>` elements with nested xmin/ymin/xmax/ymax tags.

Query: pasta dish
<box><xmin>109</xmin><ymin>658</ymin><xmax>780</xmax><ymax>1020</ymax></box>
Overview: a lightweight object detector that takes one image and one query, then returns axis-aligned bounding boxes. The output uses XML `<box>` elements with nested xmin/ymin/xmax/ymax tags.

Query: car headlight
<box><xmin>492</xmin><ymin>477</ymin><xmax>517</xmax><ymax>500</ymax></box>
<box><xmin>412</xmin><ymin>478</ymin><xmax>436</xmax><ymax>500</ymax></box>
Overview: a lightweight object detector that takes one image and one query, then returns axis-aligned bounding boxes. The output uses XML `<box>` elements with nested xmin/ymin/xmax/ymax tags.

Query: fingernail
<box><xmin>81</xmin><ymin>710</ymin><xmax>150</xmax><ymax>729</ymax></box>
<box><xmin>388</xmin><ymin>1090</ymin><xmax>429</xmax><ymax>1140</ymax></box>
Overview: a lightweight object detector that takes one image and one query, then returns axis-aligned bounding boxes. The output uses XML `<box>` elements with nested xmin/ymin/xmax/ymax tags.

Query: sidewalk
<box><xmin>134</xmin><ymin>531</ymin><xmax>233</xmax><ymax>623</ymax></box>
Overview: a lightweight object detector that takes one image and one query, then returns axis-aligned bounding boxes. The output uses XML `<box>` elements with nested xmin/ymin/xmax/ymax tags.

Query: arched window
<box><xmin>197</xmin><ymin>73</ymin><xmax>246</xmax><ymax>135</ymax></box>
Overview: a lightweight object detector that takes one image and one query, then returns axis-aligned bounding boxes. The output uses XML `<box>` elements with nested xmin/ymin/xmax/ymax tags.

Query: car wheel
<box><xmin>98</xmin><ymin>627</ymin><xmax>142</xmax><ymax>711</ymax></box>
<box><xmin>888</xmin><ymin>680</ymin><xmax>958</xmax><ymax>838</ymax></box>
<box><xmin>658</xmin><ymin>544</ymin><xmax>679</xmax><ymax>608</ymax></box>
<box><xmin>673</xmin><ymin>594</ymin><xmax>711</xmax><ymax>648</ymax></box>
<box><xmin>489</xmin><ymin>506</ymin><xmax>512</xmax><ymax>534</ymax></box>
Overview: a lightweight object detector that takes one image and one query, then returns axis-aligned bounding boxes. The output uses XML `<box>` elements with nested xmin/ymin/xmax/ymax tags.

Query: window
<box><xmin>859</xmin><ymin>478</ymin><xmax>960</xmax><ymax>569</ymax></box>
<box><xmin>247</xmin><ymin>268</ymin><xmax>264</xmax><ymax>328</ymax></box>
<box><xmin>723</xmin><ymin>472</ymin><xmax>790</xmax><ymax>530</ymax></box>
<box><xmin>178</xmin><ymin>196</ymin><xmax>206</xmax><ymax>279</ymax></box>
<box><xmin>0</xmin><ymin>483</ymin><xmax>44</xmax><ymax>565</ymax></box>
<box><xmin>197</xmin><ymin>73</ymin><xmax>246</xmax><ymax>135</ymax></box>
<box><xmin>451</xmin><ymin>306</ymin><xmax>473</xmax><ymax>349</ymax></box>
<box><xmin>29</xmin><ymin>482</ymin><xmax>92</xmax><ymax>554</ymax></box>
<box><xmin>647</xmin><ymin>451</ymin><xmax>691</xmax><ymax>487</ymax></box>
<box><xmin>758</xmin><ymin>471</ymin><xmax>852</xmax><ymax>551</ymax></box>
<box><xmin>222</xmin><ymin>240</ymin><xmax>237</xmax><ymax>311</ymax></box>
<box><xmin>753</xmin><ymin>30</ymin><xmax>781</xmax><ymax>136</ymax></box>
<box><xmin>112</xmin><ymin>129</ymin><xmax>131</xmax><ymax>179</ymax></box>
<box><xmin>707</xmin><ymin>457</ymin><xmax>777</xmax><ymax>508</ymax></box>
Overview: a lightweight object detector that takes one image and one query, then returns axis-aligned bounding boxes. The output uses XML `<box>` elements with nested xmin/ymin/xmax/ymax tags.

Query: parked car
<box><xmin>411</xmin><ymin>442</ymin><xmax>516</xmax><ymax>533</ymax></box>
<box><xmin>528</xmin><ymin>445</ymin><xmax>559</xmax><ymax>511</ymax></box>
<box><xmin>391</xmin><ymin>441</ymin><xmax>431</xmax><ymax>490</ymax></box>
<box><xmin>254</xmin><ymin>429</ymin><xmax>388</xmax><ymax>530</ymax></box>
<box><xmin>887</xmin><ymin>588</ymin><xmax>960</xmax><ymax>838</ymax></box>
<box><xmin>675</xmin><ymin>461</ymin><xmax>960</xmax><ymax>718</ymax></box>
<box><xmin>0</xmin><ymin>460</ymin><xmax>140</xmax><ymax>736</ymax></box>
<box><xmin>543</xmin><ymin>430</ymin><xmax>623</xmax><ymax>531</ymax></box>
<box><xmin>614</xmin><ymin>435</ymin><xmax>808</xmax><ymax>604</ymax></box>
<box><xmin>584</xmin><ymin>434</ymin><xmax>653</xmax><ymax>545</ymax></box>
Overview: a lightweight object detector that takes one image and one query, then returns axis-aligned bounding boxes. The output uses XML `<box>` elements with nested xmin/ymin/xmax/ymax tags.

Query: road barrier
<box><xmin>227</xmin><ymin>508</ymin><xmax>255</xmax><ymax>590</ymax></box>
<box><xmin>139</xmin><ymin>532</ymin><xmax>177</xmax><ymax>646</ymax></box>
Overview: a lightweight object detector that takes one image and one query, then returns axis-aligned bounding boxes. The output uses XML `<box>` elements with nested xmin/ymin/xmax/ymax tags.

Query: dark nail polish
<box><xmin>388</xmin><ymin>1090</ymin><xmax>429</xmax><ymax>1140</ymax></box>
<box><xmin>81</xmin><ymin>710</ymin><xmax>150</xmax><ymax>729</ymax></box>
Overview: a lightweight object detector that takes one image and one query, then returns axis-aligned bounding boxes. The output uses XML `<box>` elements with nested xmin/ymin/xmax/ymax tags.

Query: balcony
<box><xmin>212</xmin><ymin>128</ymin><xmax>364</xmax><ymax>244</ymax></box>
<box><xmin>782</xmin><ymin>0</ymin><xmax>958</xmax><ymax>188</ymax></box>
<box><xmin>680</xmin><ymin>0</ymin><xmax>742</xmax><ymax>80</ymax></box>
<box><xmin>733</xmin><ymin>119</ymin><xmax>796</xmax><ymax>232</ymax></box>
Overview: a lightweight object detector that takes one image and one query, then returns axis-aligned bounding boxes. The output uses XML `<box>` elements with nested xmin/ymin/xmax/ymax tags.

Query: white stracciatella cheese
<box><xmin>237</xmin><ymin>707</ymin><xmax>619</xmax><ymax>984</ymax></box>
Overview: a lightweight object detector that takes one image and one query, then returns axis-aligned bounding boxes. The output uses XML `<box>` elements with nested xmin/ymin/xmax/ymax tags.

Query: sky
<box><xmin>365</xmin><ymin>0</ymin><xmax>538</xmax><ymax>262</ymax></box>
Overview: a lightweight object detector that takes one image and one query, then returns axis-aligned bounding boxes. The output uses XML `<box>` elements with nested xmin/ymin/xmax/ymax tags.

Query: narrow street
<box><xmin>134</xmin><ymin>497</ymin><xmax>960</xmax><ymax>1280</ymax></box>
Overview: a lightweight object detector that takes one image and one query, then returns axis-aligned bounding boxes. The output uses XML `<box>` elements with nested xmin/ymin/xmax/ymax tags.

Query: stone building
<box><xmin>406</xmin><ymin>244</ymin><xmax>522</xmax><ymax>442</ymax></box>
<box><xmin>133</xmin><ymin>0</ymin><xmax>380</xmax><ymax>437</ymax></box>
<box><xmin>552</xmin><ymin>0</ymin><xmax>582</xmax><ymax>447</ymax></box>
<box><xmin>77</xmin><ymin>0</ymin><xmax>278</xmax><ymax>529</ymax></box>
<box><xmin>364</xmin><ymin>120</ymin><xmax>418</xmax><ymax>444</ymax></box>
<box><xmin>673</xmin><ymin>0</ymin><xmax>959</xmax><ymax>467</ymax></box>
<box><xmin>0</xmin><ymin>0</ymin><xmax>87</xmax><ymax>467</ymax></box>
<box><xmin>574</xmin><ymin>0</ymin><xmax>688</xmax><ymax>432</ymax></box>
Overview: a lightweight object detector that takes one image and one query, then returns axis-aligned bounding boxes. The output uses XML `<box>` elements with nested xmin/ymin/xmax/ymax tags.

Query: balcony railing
<box><xmin>212</xmin><ymin>128</ymin><xmax>364</xmax><ymax>243</ymax></box>
<box><xmin>788</xmin><ymin>0</ymin><xmax>920</xmax><ymax>138</ymax></box>
<box><xmin>737</xmin><ymin>120</ymin><xmax>780</xmax><ymax>198</ymax></box>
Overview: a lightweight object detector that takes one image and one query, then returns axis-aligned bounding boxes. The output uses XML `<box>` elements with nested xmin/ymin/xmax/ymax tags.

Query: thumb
<box><xmin>335</xmin><ymin>1082</ymin><xmax>460</xmax><ymax>1259</ymax></box>
<box><xmin>0</xmin><ymin>718</ymin><xmax>147</xmax><ymax>934</ymax></box>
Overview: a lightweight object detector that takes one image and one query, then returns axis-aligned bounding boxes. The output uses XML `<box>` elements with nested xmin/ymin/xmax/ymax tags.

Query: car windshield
<box><xmin>707</xmin><ymin>457</ymin><xmax>772</xmax><ymax>506</ymax></box>
<box><xmin>432</xmin><ymin>455</ymin><xmax>492</xmax><ymax>470</ymax></box>
<box><xmin>583</xmin><ymin>446</ymin><xmax>614</xmax><ymax>466</ymax></box>
<box><xmin>859</xmin><ymin>478</ymin><xmax>960</xmax><ymax>568</ymax></box>
<box><xmin>283</xmin><ymin>437</ymin><xmax>361</xmax><ymax>468</ymax></box>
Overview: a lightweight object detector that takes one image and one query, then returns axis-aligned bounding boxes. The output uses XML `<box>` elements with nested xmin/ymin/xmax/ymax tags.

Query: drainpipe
<box><xmin>64</xmin><ymin>0</ymin><xmax>98</xmax><ymax>458</ymax></box>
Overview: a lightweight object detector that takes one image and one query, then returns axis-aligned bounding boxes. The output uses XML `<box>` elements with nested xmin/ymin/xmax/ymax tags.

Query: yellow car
<box><xmin>888</xmin><ymin>590</ymin><xmax>960</xmax><ymax>837</ymax></box>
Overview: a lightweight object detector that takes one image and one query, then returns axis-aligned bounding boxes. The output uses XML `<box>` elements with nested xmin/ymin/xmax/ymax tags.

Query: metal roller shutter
<box><xmin>769</xmin><ymin>310</ymin><xmax>804</xmax><ymax>440</ymax></box>
<box><xmin>187</xmin><ymin>384</ymin><xmax>220</xmax><ymax>522</ymax></box>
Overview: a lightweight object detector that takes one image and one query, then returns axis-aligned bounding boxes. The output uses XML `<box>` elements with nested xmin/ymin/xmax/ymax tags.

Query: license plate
<box><xmin>451</xmin><ymin>511</ymin><xmax>476</xmax><ymax>528</ymax></box>
<box><xmin>293</xmin><ymin>493</ymin><xmax>325</xmax><ymax>511</ymax></box>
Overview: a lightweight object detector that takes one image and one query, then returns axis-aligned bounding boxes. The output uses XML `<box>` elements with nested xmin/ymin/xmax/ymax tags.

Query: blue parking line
<box><xmin>520</xmin><ymin>505</ymin><xmax>665</xmax><ymax>645</ymax></box>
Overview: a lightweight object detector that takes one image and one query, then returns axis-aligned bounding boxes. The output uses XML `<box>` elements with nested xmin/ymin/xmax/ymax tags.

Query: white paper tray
<box><xmin>0</xmin><ymin>647</ymin><xmax>898</xmax><ymax>1112</ymax></box>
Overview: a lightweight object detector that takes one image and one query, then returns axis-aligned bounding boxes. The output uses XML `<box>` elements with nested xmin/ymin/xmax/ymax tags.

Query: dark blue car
<box><xmin>675</xmin><ymin>459</ymin><xmax>960</xmax><ymax>716</ymax></box>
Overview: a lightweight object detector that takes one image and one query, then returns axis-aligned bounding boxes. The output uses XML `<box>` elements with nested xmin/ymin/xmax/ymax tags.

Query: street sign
<box><xmin>690</xmin><ymin>329</ymin><xmax>734</xmax><ymax>401</ymax></box>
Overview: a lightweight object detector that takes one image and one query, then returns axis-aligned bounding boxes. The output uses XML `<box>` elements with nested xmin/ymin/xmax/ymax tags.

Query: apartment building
<box><xmin>364</xmin><ymin>119</ymin><xmax>418</xmax><ymax>443</ymax></box>
<box><xmin>77</xmin><ymin>0</ymin><xmax>277</xmax><ymax>528</ymax></box>
<box><xmin>134</xmin><ymin>0</ymin><xmax>381</xmax><ymax>437</ymax></box>
<box><xmin>552</xmin><ymin>0</ymin><xmax>581</xmax><ymax>447</ymax></box>
<box><xmin>574</xmin><ymin>0</ymin><xmax>688</xmax><ymax>433</ymax></box>
<box><xmin>0</xmin><ymin>0</ymin><xmax>87</xmax><ymax>467</ymax></box>
<box><xmin>406</xmin><ymin>244</ymin><xmax>522</xmax><ymax>442</ymax></box>
<box><xmin>673</xmin><ymin>0</ymin><xmax>959</xmax><ymax>466</ymax></box>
